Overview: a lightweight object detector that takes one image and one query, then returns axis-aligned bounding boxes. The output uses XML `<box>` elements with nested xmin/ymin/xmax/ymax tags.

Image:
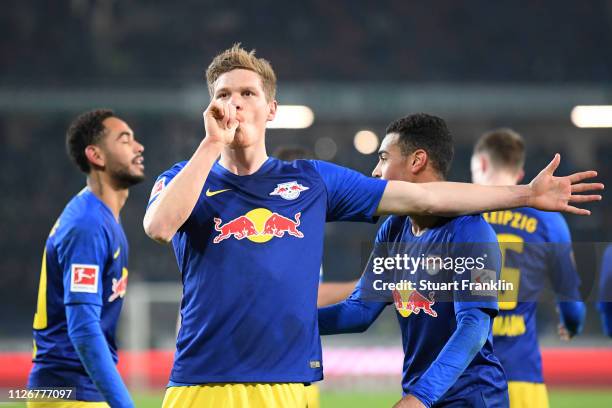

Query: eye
<box><xmin>243</xmin><ymin>90</ymin><xmax>253</xmax><ymax>96</ymax></box>
<box><xmin>216</xmin><ymin>92</ymin><xmax>228</xmax><ymax>99</ymax></box>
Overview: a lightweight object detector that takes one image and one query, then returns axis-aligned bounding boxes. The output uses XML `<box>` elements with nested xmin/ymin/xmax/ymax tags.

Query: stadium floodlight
<box><xmin>267</xmin><ymin>105</ymin><xmax>314</xmax><ymax>129</ymax></box>
<box><xmin>571</xmin><ymin>105</ymin><xmax>612</xmax><ymax>128</ymax></box>
<box><xmin>354</xmin><ymin>130</ymin><xmax>379</xmax><ymax>154</ymax></box>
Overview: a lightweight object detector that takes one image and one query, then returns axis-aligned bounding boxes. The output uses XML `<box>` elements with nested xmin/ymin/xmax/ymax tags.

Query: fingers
<box><xmin>569</xmin><ymin>194</ymin><xmax>602</xmax><ymax>203</ymax></box>
<box><xmin>543</xmin><ymin>153</ymin><xmax>561</xmax><ymax>175</ymax></box>
<box><xmin>564</xmin><ymin>205</ymin><xmax>591</xmax><ymax>216</ymax></box>
<box><xmin>571</xmin><ymin>182</ymin><xmax>605</xmax><ymax>193</ymax></box>
<box><xmin>567</xmin><ymin>170</ymin><xmax>599</xmax><ymax>184</ymax></box>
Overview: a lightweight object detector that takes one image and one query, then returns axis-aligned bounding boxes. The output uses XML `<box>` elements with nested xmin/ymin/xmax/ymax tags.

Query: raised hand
<box><xmin>527</xmin><ymin>154</ymin><xmax>603</xmax><ymax>215</ymax></box>
<box><xmin>203</xmin><ymin>100</ymin><xmax>239</xmax><ymax>147</ymax></box>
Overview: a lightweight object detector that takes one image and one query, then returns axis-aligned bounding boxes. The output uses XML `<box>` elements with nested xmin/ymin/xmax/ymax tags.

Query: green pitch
<box><xmin>3</xmin><ymin>389</ymin><xmax>611</xmax><ymax>407</ymax></box>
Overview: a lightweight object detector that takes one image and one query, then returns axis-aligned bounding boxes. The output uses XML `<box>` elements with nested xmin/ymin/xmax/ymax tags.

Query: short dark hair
<box><xmin>66</xmin><ymin>109</ymin><xmax>114</xmax><ymax>173</ymax></box>
<box><xmin>474</xmin><ymin>128</ymin><xmax>525</xmax><ymax>171</ymax></box>
<box><xmin>385</xmin><ymin>113</ymin><xmax>454</xmax><ymax>178</ymax></box>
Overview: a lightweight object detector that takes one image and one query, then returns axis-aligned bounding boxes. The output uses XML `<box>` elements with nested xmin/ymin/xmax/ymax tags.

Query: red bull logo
<box><xmin>213</xmin><ymin>208</ymin><xmax>304</xmax><ymax>244</ymax></box>
<box><xmin>269</xmin><ymin>181</ymin><xmax>309</xmax><ymax>200</ymax></box>
<box><xmin>108</xmin><ymin>267</ymin><xmax>128</xmax><ymax>302</ymax></box>
<box><xmin>392</xmin><ymin>288</ymin><xmax>437</xmax><ymax>318</ymax></box>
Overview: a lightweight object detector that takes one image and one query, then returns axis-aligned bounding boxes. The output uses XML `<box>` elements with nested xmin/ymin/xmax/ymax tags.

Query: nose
<box><xmin>372</xmin><ymin>163</ymin><xmax>381</xmax><ymax>178</ymax></box>
<box><xmin>229</xmin><ymin>94</ymin><xmax>242</xmax><ymax>110</ymax></box>
<box><xmin>134</xmin><ymin>140</ymin><xmax>144</xmax><ymax>153</ymax></box>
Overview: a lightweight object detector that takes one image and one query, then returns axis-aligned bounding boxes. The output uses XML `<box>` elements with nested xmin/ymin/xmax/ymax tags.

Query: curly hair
<box><xmin>385</xmin><ymin>113</ymin><xmax>454</xmax><ymax>178</ymax></box>
<box><xmin>65</xmin><ymin>109</ymin><xmax>114</xmax><ymax>173</ymax></box>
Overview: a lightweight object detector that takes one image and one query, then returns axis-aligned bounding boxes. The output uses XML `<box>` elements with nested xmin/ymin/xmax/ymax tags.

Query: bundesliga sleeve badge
<box><xmin>269</xmin><ymin>181</ymin><xmax>309</xmax><ymax>200</ymax></box>
<box><xmin>70</xmin><ymin>264</ymin><xmax>99</xmax><ymax>293</ymax></box>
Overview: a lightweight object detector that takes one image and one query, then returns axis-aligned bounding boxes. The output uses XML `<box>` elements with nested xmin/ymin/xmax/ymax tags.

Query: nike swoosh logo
<box><xmin>113</xmin><ymin>247</ymin><xmax>121</xmax><ymax>259</ymax></box>
<box><xmin>206</xmin><ymin>188</ymin><xmax>232</xmax><ymax>197</ymax></box>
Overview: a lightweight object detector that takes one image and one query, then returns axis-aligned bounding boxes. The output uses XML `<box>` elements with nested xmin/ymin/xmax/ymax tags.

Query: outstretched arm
<box><xmin>377</xmin><ymin>154</ymin><xmax>602</xmax><ymax>217</ymax></box>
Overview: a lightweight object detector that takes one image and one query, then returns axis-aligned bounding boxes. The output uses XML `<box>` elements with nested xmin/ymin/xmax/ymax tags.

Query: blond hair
<box><xmin>206</xmin><ymin>44</ymin><xmax>277</xmax><ymax>101</ymax></box>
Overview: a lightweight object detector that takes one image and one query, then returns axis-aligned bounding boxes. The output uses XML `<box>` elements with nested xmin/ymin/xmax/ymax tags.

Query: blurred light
<box><xmin>571</xmin><ymin>105</ymin><xmax>612</xmax><ymax>128</ymax></box>
<box><xmin>267</xmin><ymin>105</ymin><xmax>314</xmax><ymax>129</ymax></box>
<box><xmin>314</xmin><ymin>137</ymin><xmax>337</xmax><ymax>160</ymax></box>
<box><xmin>353</xmin><ymin>130</ymin><xmax>379</xmax><ymax>154</ymax></box>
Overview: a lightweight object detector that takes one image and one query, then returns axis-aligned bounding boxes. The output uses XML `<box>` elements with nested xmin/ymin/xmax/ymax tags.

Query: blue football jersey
<box><xmin>598</xmin><ymin>244</ymin><xmax>612</xmax><ymax>334</ymax></box>
<box><xmin>353</xmin><ymin>215</ymin><xmax>507</xmax><ymax>401</ymax></box>
<box><xmin>483</xmin><ymin>208</ymin><xmax>581</xmax><ymax>383</ymax></box>
<box><xmin>28</xmin><ymin>188</ymin><xmax>129</xmax><ymax>401</ymax></box>
<box><xmin>148</xmin><ymin>158</ymin><xmax>387</xmax><ymax>384</ymax></box>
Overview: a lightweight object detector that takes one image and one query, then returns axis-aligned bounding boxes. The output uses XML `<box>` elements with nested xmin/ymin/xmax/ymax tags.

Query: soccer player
<box><xmin>319</xmin><ymin>114</ymin><xmax>508</xmax><ymax>408</ymax></box>
<box><xmin>599</xmin><ymin>244</ymin><xmax>612</xmax><ymax>337</ymax></box>
<box><xmin>471</xmin><ymin>128</ymin><xmax>586</xmax><ymax>408</ymax></box>
<box><xmin>143</xmin><ymin>44</ymin><xmax>601</xmax><ymax>407</ymax></box>
<box><xmin>28</xmin><ymin>109</ymin><xmax>144</xmax><ymax>408</ymax></box>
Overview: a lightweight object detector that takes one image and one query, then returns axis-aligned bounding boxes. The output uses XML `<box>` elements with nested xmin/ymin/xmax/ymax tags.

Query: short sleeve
<box><xmin>309</xmin><ymin>160</ymin><xmax>387</xmax><ymax>223</ymax></box>
<box><xmin>545</xmin><ymin>213</ymin><xmax>581</xmax><ymax>301</ymax></box>
<box><xmin>146</xmin><ymin>162</ymin><xmax>185</xmax><ymax>208</ymax></box>
<box><xmin>57</xmin><ymin>222</ymin><xmax>109</xmax><ymax>306</ymax></box>
<box><xmin>452</xmin><ymin>217</ymin><xmax>501</xmax><ymax>316</ymax></box>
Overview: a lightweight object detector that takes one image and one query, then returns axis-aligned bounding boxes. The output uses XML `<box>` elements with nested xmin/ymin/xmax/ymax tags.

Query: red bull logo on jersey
<box><xmin>269</xmin><ymin>181</ymin><xmax>309</xmax><ymax>200</ymax></box>
<box><xmin>108</xmin><ymin>267</ymin><xmax>128</xmax><ymax>302</ymax></box>
<box><xmin>392</xmin><ymin>288</ymin><xmax>437</xmax><ymax>318</ymax></box>
<box><xmin>213</xmin><ymin>208</ymin><xmax>304</xmax><ymax>244</ymax></box>
<box><xmin>70</xmin><ymin>264</ymin><xmax>99</xmax><ymax>293</ymax></box>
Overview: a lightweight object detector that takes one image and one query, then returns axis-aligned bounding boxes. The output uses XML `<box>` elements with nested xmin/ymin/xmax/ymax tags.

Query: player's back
<box><xmin>29</xmin><ymin>187</ymin><xmax>128</xmax><ymax>400</ymax></box>
<box><xmin>484</xmin><ymin>208</ymin><xmax>579</xmax><ymax>382</ymax></box>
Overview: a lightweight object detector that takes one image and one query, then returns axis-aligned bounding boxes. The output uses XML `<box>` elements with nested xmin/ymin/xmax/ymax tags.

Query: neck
<box><xmin>483</xmin><ymin>171</ymin><xmax>518</xmax><ymax>186</ymax></box>
<box><xmin>87</xmin><ymin>172</ymin><xmax>128</xmax><ymax>221</ymax></box>
<box><xmin>409</xmin><ymin>172</ymin><xmax>443</xmax><ymax>234</ymax></box>
<box><xmin>219</xmin><ymin>142</ymin><xmax>268</xmax><ymax>176</ymax></box>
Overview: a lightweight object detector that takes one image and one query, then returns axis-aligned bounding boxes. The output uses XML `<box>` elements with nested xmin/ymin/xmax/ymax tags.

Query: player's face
<box><xmin>372</xmin><ymin>133</ymin><xmax>412</xmax><ymax>181</ymax></box>
<box><xmin>212</xmin><ymin>69</ymin><xmax>277</xmax><ymax>148</ymax></box>
<box><xmin>100</xmin><ymin>117</ymin><xmax>145</xmax><ymax>188</ymax></box>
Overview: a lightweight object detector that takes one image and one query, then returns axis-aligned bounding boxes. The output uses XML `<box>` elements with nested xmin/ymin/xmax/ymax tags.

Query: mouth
<box><xmin>133</xmin><ymin>156</ymin><xmax>144</xmax><ymax>169</ymax></box>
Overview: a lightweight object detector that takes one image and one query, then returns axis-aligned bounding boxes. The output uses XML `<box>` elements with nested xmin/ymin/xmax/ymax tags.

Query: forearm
<box><xmin>318</xmin><ymin>298</ymin><xmax>385</xmax><ymax>334</ymax></box>
<box><xmin>408</xmin><ymin>308</ymin><xmax>490</xmax><ymax>407</ymax></box>
<box><xmin>67</xmin><ymin>305</ymin><xmax>133</xmax><ymax>408</ymax></box>
<box><xmin>317</xmin><ymin>281</ymin><xmax>359</xmax><ymax>307</ymax></box>
<box><xmin>144</xmin><ymin>140</ymin><xmax>223</xmax><ymax>242</ymax></box>
<box><xmin>377</xmin><ymin>180</ymin><xmax>531</xmax><ymax>217</ymax></box>
<box><xmin>558</xmin><ymin>301</ymin><xmax>586</xmax><ymax>336</ymax></box>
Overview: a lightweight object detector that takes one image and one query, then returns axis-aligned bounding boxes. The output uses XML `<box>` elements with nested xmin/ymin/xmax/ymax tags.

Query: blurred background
<box><xmin>1</xmin><ymin>0</ymin><xmax>611</xmax><ymax>406</ymax></box>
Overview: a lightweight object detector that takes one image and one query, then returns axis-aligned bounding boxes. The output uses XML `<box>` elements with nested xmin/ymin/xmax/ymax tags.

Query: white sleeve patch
<box><xmin>70</xmin><ymin>264</ymin><xmax>99</xmax><ymax>293</ymax></box>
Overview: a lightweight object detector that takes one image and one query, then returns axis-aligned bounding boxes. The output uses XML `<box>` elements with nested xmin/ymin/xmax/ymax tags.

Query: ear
<box><xmin>411</xmin><ymin>149</ymin><xmax>428</xmax><ymax>174</ymax></box>
<box><xmin>267</xmin><ymin>100</ymin><xmax>278</xmax><ymax>122</ymax></box>
<box><xmin>85</xmin><ymin>145</ymin><xmax>105</xmax><ymax>169</ymax></box>
<box><xmin>479</xmin><ymin>155</ymin><xmax>488</xmax><ymax>173</ymax></box>
<box><xmin>516</xmin><ymin>169</ymin><xmax>525</xmax><ymax>184</ymax></box>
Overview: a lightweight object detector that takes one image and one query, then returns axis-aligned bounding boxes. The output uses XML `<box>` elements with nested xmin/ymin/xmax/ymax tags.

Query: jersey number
<box><xmin>497</xmin><ymin>233</ymin><xmax>523</xmax><ymax>310</ymax></box>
